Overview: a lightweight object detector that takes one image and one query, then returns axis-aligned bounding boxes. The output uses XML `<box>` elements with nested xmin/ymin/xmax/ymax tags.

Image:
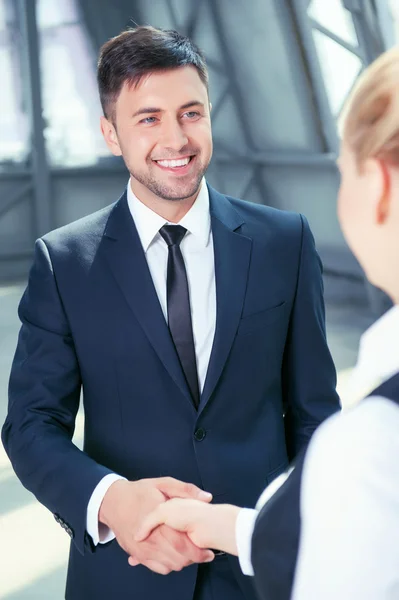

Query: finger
<box><xmin>158</xmin><ymin>526</ymin><xmax>214</xmax><ymax>566</ymax></box>
<box><xmin>186</xmin><ymin>546</ymin><xmax>215</xmax><ymax>564</ymax></box>
<box><xmin>135</xmin><ymin>508</ymin><xmax>167</xmax><ymax>542</ymax></box>
<box><xmin>140</xmin><ymin>560</ymin><xmax>174</xmax><ymax>575</ymax></box>
<box><xmin>129</xmin><ymin>546</ymin><xmax>184</xmax><ymax>571</ymax></box>
<box><xmin>129</xmin><ymin>546</ymin><xmax>187</xmax><ymax>571</ymax></box>
<box><xmin>155</xmin><ymin>477</ymin><xmax>213</xmax><ymax>502</ymax></box>
<box><xmin>173</xmin><ymin>531</ymin><xmax>215</xmax><ymax>563</ymax></box>
<box><xmin>132</xmin><ymin>528</ymin><xmax>194</xmax><ymax>571</ymax></box>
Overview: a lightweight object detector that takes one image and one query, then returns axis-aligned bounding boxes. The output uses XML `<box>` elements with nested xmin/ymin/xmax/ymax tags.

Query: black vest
<box><xmin>251</xmin><ymin>372</ymin><xmax>399</xmax><ymax>600</ymax></box>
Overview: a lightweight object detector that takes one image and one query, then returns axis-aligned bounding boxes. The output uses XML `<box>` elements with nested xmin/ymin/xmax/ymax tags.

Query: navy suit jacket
<box><xmin>2</xmin><ymin>185</ymin><xmax>339</xmax><ymax>599</ymax></box>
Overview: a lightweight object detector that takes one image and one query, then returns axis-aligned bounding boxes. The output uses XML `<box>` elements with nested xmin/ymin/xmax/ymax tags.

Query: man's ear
<box><xmin>100</xmin><ymin>116</ymin><xmax>122</xmax><ymax>157</ymax></box>
<box><xmin>376</xmin><ymin>160</ymin><xmax>392</xmax><ymax>225</ymax></box>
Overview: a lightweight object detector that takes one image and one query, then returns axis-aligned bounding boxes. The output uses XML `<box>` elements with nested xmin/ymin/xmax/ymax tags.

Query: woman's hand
<box><xmin>134</xmin><ymin>498</ymin><xmax>241</xmax><ymax>556</ymax></box>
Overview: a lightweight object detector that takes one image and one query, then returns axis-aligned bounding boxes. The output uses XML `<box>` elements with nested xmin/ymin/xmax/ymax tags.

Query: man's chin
<box><xmin>131</xmin><ymin>169</ymin><xmax>205</xmax><ymax>202</ymax></box>
<box><xmin>157</xmin><ymin>195</ymin><xmax>196</xmax><ymax>202</ymax></box>
<box><xmin>152</xmin><ymin>180</ymin><xmax>203</xmax><ymax>202</ymax></box>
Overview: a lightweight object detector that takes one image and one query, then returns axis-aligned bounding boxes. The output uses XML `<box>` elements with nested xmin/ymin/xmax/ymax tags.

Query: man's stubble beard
<box><xmin>129</xmin><ymin>155</ymin><xmax>210</xmax><ymax>202</ymax></box>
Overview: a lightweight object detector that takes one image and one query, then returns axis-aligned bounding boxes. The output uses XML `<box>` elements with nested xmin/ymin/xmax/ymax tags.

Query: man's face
<box><xmin>101</xmin><ymin>66</ymin><xmax>212</xmax><ymax>204</ymax></box>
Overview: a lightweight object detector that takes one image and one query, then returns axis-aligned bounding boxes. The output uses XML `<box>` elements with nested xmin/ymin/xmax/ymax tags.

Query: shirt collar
<box><xmin>126</xmin><ymin>179</ymin><xmax>211</xmax><ymax>253</ymax></box>
<box><xmin>355</xmin><ymin>304</ymin><xmax>399</xmax><ymax>385</ymax></box>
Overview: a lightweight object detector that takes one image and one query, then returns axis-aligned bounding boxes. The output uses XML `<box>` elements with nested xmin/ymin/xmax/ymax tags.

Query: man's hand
<box><xmin>135</xmin><ymin>498</ymin><xmax>241</xmax><ymax>556</ymax></box>
<box><xmin>99</xmin><ymin>477</ymin><xmax>215</xmax><ymax>574</ymax></box>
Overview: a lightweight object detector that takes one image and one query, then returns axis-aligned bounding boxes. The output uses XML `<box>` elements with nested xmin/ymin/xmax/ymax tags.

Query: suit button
<box><xmin>194</xmin><ymin>428</ymin><xmax>206</xmax><ymax>442</ymax></box>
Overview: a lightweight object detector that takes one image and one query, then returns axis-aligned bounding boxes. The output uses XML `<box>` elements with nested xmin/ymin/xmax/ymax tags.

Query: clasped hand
<box><xmin>135</xmin><ymin>497</ymin><xmax>241</xmax><ymax>567</ymax></box>
<box><xmin>99</xmin><ymin>477</ymin><xmax>240</xmax><ymax>575</ymax></box>
<box><xmin>99</xmin><ymin>477</ymin><xmax>215</xmax><ymax>575</ymax></box>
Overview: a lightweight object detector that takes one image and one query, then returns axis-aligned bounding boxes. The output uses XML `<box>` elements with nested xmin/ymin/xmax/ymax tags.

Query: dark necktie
<box><xmin>159</xmin><ymin>224</ymin><xmax>200</xmax><ymax>408</ymax></box>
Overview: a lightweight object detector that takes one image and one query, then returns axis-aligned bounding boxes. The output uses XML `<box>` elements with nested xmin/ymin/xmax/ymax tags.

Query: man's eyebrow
<box><xmin>132</xmin><ymin>107</ymin><xmax>163</xmax><ymax>118</ymax></box>
<box><xmin>180</xmin><ymin>101</ymin><xmax>205</xmax><ymax>110</ymax></box>
<box><xmin>132</xmin><ymin>101</ymin><xmax>205</xmax><ymax>119</ymax></box>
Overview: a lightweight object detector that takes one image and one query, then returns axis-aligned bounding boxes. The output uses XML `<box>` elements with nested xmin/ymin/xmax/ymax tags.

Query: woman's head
<box><xmin>338</xmin><ymin>47</ymin><xmax>399</xmax><ymax>303</ymax></box>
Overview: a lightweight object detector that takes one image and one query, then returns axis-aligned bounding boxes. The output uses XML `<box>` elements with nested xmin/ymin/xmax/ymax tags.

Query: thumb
<box><xmin>135</xmin><ymin>506</ymin><xmax>165</xmax><ymax>542</ymax></box>
<box><xmin>155</xmin><ymin>477</ymin><xmax>213</xmax><ymax>501</ymax></box>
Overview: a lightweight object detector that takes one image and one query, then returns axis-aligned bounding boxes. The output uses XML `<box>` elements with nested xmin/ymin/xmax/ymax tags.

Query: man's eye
<box><xmin>140</xmin><ymin>117</ymin><xmax>157</xmax><ymax>124</ymax></box>
<box><xmin>183</xmin><ymin>111</ymin><xmax>200</xmax><ymax>119</ymax></box>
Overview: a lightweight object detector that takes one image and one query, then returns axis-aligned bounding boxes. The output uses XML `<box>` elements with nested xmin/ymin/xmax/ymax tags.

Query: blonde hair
<box><xmin>340</xmin><ymin>47</ymin><xmax>399</xmax><ymax>167</ymax></box>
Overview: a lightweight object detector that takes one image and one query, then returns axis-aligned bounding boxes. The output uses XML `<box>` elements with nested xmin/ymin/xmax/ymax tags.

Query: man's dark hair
<box><xmin>97</xmin><ymin>25</ymin><xmax>209</xmax><ymax>123</ymax></box>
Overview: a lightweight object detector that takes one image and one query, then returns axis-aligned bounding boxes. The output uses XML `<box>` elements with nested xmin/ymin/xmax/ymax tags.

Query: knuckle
<box><xmin>158</xmin><ymin>564</ymin><xmax>172</xmax><ymax>575</ymax></box>
<box><xmin>161</xmin><ymin>476</ymin><xmax>174</xmax><ymax>485</ymax></box>
<box><xmin>173</xmin><ymin>536</ymin><xmax>186</xmax><ymax>553</ymax></box>
<box><xmin>153</xmin><ymin>528</ymin><xmax>166</xmax><ymax>542</ymax></box>
<box><xmin>182</xmin><ymin>482</ymin><xmax>194</xmax><ymax>495</ymax></box>
<box><xmin>170</xmin><ymin>557</ymin><xmax>186</xmax><ymax>571</ymax></box>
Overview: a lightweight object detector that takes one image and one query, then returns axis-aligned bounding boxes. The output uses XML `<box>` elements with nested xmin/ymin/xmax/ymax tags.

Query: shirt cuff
<box><xmin>235</xmin><ymin>508</ymin><xmax>258</xmax><ymax>576</ymax></box>
<box><xmin>86</xmin><ymin>473</ymin><xmax>126</xmax><ymax>545</ymax></box>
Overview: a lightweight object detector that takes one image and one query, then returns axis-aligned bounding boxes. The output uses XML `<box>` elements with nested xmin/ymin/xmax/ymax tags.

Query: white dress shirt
<box><xmin>236</xmin><ymin>304</ymin><xmax>399</xmax><ymax>600</ymax></box>
<box><xmin>86</xmin><ymin>180</ymin><xmax>216</xmax><ymax>545</ymax></box>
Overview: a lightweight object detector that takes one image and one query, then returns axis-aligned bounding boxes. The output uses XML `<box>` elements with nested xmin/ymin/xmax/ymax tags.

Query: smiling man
<box><xmin>100</xmin><ymin>62</ymin><xmax>212</xmax><ymax>224</ymax></box>
<box><xmin>2</xmin><ymin>26</ymin><xmax>339</xmax><ymax>600</ymax></box>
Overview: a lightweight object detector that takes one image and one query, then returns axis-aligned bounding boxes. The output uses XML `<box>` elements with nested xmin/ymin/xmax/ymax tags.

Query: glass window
<box><xmin>308</xmin><ymin>0</ymin><xmax>358</xmax><ymax>46</ymax></box>
<box><xmin>308</xmin><ymin>1</ymin><xmax>363</xmax><ymax>119</ymax></box>
<box><xmin>312</xmin><ymin>30</ymin><xmax>362</xmax><ymax>117</ymax></box>
<box><xmin>389</xmin><ymin>0</ymin><xmax>399</xmax><ymax>41</ymax></box>
<box><xmin>37</xmin><ymin>0</ymin><xmax>109</xmax><ymax>167</ymax></box>
<box><xmin>0</xmin><ymin>0</ymin><xmax>29</xmax><ymax>164</ymax></box>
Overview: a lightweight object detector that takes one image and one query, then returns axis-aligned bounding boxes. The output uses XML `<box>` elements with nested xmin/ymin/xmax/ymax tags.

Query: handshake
<box><xmin>99</xmin><ymin>477</ymin><xmax>241</xmax><ymax>575</ymax></box>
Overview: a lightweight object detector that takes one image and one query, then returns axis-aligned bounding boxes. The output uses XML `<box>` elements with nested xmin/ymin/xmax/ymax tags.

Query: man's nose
<box><xmin>160</xmin><ymin>119</ymin><xmax>189</xmax><ymax>152</ymax></box>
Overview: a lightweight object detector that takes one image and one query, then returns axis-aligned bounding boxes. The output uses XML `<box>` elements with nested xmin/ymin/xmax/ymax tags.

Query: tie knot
<box><xmin>159</xmin><ymin>224</ymin><xmax>187</xmax><ymax>247</ymax></box>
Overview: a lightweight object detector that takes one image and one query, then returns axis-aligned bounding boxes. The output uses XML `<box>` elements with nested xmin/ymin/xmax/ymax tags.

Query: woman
<box><xmin>135</xmin><ymin>47</ymin><xmax>399</xmax><ymax>599</ymax></box>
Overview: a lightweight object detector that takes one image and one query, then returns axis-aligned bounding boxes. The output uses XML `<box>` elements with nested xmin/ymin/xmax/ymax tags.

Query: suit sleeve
<box><xmin>1</xmin><ymin>239</ymin><xmax>113</xmax><ymax>555</ymax></box>
<box><xmin>282</xmin><ymin>215</ymin><xmax>340</xmax><ymax>460</ymax></box>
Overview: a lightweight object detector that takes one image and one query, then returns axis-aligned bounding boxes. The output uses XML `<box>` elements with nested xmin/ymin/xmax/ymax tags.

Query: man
<box><xmin>2</xmin><ymin>26</ymin><xmax>339</xmax><ymax>600</ymax></box>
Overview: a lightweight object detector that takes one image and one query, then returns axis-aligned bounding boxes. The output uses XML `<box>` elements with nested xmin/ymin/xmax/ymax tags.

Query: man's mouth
<box><xmin>153</xmin><ymin>155</ymin><xmax>195</xmax><ymax>171</ymax></box>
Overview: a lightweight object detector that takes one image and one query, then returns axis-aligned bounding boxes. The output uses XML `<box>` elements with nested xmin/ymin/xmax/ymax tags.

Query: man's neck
<box><xmin>130</xmin><ymin>181</ymin><xmax>200</xmax><ymax>223</ymax></box>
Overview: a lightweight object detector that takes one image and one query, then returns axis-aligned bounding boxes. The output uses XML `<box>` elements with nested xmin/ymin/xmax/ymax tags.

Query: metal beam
<box><xmin>51</xmin><ymin>164</ymin><xmax>127</xmax><ymax>177</ymax></box>
<box><xmin>349</xmin><ymin>0</ymin><xmax>384</xmax><ymax>64</ymax></box>
<box><xmin>309</xmin><ymin>18</ymin><xmax>363</xmax><ymax>58</ymax></box>
<box><xmin>17</xmin><ymin>0</ymin><xmax>52</xmax><ymax>238</ymax></box>
<box><xmin>208</xmin><ymin>0</ymin><xmax>258</xmax><ymax>152</ymax></box>
<box><xmin>0</xmin><ymin>251</ymin><xmax>33</xmax><ymax>260</ymax></box>
<box><xmin>0</xmin><ymin>169</ymin><xmax>32</xmax><ymax>181</ymax></box>
<box><xmin>213</xmin><ymin>149</ymin><xmax>337</xmax><ymax>166</ymax></box>
<box><xmin>290</xmin><ymin>0</ymin><xmax>340</xmax><ymax>153</ymax></box>
<box><xmin>0</xmin><ymin>182</ymin><xmax>33</xmax><ymax>220</ymax></box>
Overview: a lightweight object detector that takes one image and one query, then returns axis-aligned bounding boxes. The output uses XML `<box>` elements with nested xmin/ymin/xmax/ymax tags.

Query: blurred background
<box><xmin>0</xmin><ymin>0</ymin><xmax>398</xmax><ymax>597</ymax></box>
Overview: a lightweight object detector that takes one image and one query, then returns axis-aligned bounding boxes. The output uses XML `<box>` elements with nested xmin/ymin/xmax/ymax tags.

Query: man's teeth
<box><xmin>156</xmin><ymin>157</ymin><xmax>191</xmax><ymax>168</ymax></box>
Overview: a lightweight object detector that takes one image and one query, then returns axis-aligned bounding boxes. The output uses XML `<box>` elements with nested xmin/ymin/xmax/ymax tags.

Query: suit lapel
<box><xmin>199</xmin><ymin>187</ymin><xmax>252</xmax><ymax>412</ymax></box>
<box><xmin>101</xmin><ymin>192</ymin><xmax>194</xmax><ymax>408</ymax></box>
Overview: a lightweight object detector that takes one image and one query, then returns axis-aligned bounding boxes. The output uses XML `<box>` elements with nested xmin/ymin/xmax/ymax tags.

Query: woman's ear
<box><xmin>376</xmin><ymin>160</ymin><xmax>392</xmax><ymax>224</ymax></box>
<box><xmin>100</xmin><ymin>116</ymin><xmax>122</xmax><ymax>156</ymax></box>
